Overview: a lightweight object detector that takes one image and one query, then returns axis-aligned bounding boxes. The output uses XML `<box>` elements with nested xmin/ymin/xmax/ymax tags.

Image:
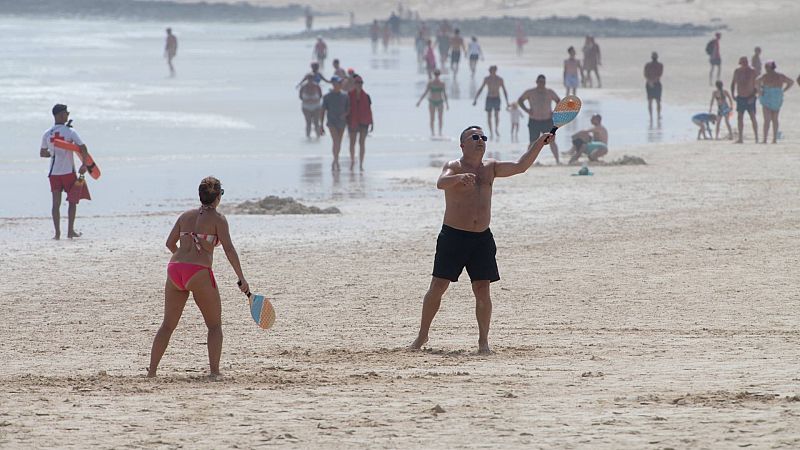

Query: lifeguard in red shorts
<box><xmin>39</xmin><ymin>104</ymin><xmax>91</xmax><ymax>239</ymax></box>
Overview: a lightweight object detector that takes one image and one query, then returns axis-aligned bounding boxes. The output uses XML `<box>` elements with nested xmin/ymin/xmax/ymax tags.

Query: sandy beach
<box><xmin>2</xmin><ymin>0</ymin><xmax>800</xmax><ymax>448</ymax></box>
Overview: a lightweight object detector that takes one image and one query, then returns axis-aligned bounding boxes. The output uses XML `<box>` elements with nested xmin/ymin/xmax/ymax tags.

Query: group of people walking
<box><xmin>298</xmin><ymin>59</ymin><xmax>374</xmax><ymax>172</ymax></box>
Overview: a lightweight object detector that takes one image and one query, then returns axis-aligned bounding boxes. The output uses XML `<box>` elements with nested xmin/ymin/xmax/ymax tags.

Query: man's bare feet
<box><xmin>147</xmin><ymin>368</ymin><xmax>157</xmax><ymax>378</ymax></box>
<box><xmin>53</xmin><ymin>234</ymin><xmax>60</xmax><ymax>240</ymax></box>
<box><xmin>408</xmin><ymin>335</ymin><xmax>428</xmax><ymax>350</ymax></box>
<box><xmin>67</xmin><ymin>231</ymin><xmax>82</xmax><ymax>239</ymax></box>
<box><xmin>478</xmin><ymin>341</ymin><xmax>493</xmax><ymax>354</ymax></box>
<box><xmin>208</xmin><ymin>372</ymin><xmax>223</xmax><ymax>381</ymax></box>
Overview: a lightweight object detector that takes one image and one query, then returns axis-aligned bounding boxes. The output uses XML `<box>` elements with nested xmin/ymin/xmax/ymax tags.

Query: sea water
<box><xmin>1</xmin><ymin>17</ymin><xmax>695</xmax><ymax>218</ymax></box>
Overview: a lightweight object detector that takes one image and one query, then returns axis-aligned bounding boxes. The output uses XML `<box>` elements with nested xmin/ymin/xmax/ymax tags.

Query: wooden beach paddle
<box><xmin>238</xmin><ymin>281</ymin><xmax>276</xmax><ymax>329</ymax></box>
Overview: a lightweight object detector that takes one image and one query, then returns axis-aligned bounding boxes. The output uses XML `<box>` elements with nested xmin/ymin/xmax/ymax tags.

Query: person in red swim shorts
<box><xmin>39</xmin><ymin>104</ymin><xmax>91</xmax><ymax>240</ymax></box>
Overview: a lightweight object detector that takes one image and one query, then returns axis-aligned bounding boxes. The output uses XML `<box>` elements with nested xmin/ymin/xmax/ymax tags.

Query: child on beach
<box><xmin>709</xmin><ymin>80</ymin><xmax>734</xmax><ymax>140</ymax></box>
<box><xmin>507</xmin><ymin>102</ymin><xmax>522</xmax><ymax>142</ymax></box>
<box><xmin>692</xmin><ymin>112</ymin><xmax>717</xmax><ymax>140</ymax></box>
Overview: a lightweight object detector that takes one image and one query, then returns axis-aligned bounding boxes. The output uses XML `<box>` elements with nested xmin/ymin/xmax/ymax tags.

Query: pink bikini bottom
<box><xmin>167</xmin><ymin>262</ymin><xmax>217</xmax><ymax>291</ymax></box>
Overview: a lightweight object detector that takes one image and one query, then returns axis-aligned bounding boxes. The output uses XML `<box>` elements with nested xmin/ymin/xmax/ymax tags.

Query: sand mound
<box><xmin>226</xmin><ymin>196</ymin><xmax>340</xmax><ymax>215</ymax></box>
<box><xmin>608</xmin><ymin>155</ymin><xmax>647</xmax><ymax>166</ymax></box>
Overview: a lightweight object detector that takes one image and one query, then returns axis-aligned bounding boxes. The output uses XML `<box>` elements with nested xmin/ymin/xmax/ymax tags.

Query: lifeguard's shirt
<box><xmin>41</xmin><ymin>124</ymin><xmax>84</xmax><ymax>176</ymax></box>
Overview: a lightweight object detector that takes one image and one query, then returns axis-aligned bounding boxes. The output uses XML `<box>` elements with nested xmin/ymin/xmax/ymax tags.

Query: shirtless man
<box><xmin>644</xmin><ymin>52</ymin><xmax>664</xmax><ymax>123</ymax></box>
<box><xmin>518</xmin><ymin>74</ymin><xmax>561</xmax><ymax>163</ymax></box>
<box><xmin>582</xmin><ymin>36</ymin><xmax>601</xmax><ymax>88</ymax></box>
<box><xmin>472</xmin><ymin>66</ymin><xmax>509</xmax><ymax>140</ymax></box>
<box><xmin>164</xmin><ymin>28</ymin><xmax>178</xmax><ymax>77</ymax></box>
<box><xmin>751</xmin><ymin>46</ymin><xmax>762</xmax><ymax>77</ymax></box>
<box><xmin>313</xmin><ymin>37</ymin><xmax>328</xmax><ymax>68</ymax></box>
<box><xmin>568</xmin><ymin>113</ymin><xmax>608</xmax><ymax>163</ymax></box>
<box><xmin>410</xmin><ymin>126</ymin><xmax>554</xmax><ymax>354</ymax></box>
<box><xmin>730</xmin><ymin>56</ymin><xmax>759</xmax><ymax>143</ymax></box>
<box><xmin>305</xmin><ymin>6</ymin><xmax>313</xmax><ymax>31</ymax></box>
<box><xmin>563</xmin><ymin>46</ymin><xmax>582</xmax><ymax>97</ymax></box>
<box><xmin>708</xmin><ymin>32</ymin><xmax>721</xmax><ymax>85</ymax></box>
<box><xmin>370</xmin><ymin>20</ymin><xmax>380</xmax><ymax>53</ymax></box>
<box><xmin>449</xmin><ymin>29</ymin><xmax>467</xmax><ymax>76</ymax></box>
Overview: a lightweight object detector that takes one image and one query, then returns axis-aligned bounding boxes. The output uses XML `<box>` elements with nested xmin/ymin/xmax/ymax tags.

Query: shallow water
<box><xmin>1</xmin><ymin>17</ymin><xmax>694</xmax><ymax>218</ymax></box>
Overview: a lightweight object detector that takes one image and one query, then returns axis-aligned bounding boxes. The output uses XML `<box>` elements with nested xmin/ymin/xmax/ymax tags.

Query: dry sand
<box><xmin>2</xmin><ymin>1</ymin><xmax>800</xmax><ymax>448</ymax></box>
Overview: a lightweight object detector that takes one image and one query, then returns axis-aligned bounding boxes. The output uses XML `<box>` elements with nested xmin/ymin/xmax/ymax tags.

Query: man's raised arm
<box><xmin>493</xmin><ymin>133</ymin><xmax>553</xmax><ymax>178</ymax></box>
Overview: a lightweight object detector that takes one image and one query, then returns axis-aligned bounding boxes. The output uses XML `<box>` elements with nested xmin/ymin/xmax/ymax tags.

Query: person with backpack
<box><xmin>707</xmin><ymin>32</ymin><xmax>722</xmax><ymax>85</ymax></box>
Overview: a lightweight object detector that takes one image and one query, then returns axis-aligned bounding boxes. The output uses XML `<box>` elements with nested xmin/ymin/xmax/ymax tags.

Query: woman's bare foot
<box><xmin>147</xmin><ymin>368</ymin><xmax>157</xmax><ymax>378</ymax></box>
<box><xmin>67</xmin><ymin>230</ymin><xmax>82</xmax><ymax>239</ymax></box>
<box><xmin>52</xmin><ymin>234</ymin><xmax>60</xmax><ymax>240</ymax></box>
<box><xmin>208</xmin><ymin>372</ymin><xmax>223</xmax><ymax>381</ymax></box>
<box><xmin>408</xmin><ymin>336</ymin><xmax>428</xmax><ymax>350</ymax></box>
<box><xmin>478</xmin><ymin>341</ymin><xmax>493</xmax><ymax>354</ymax></box>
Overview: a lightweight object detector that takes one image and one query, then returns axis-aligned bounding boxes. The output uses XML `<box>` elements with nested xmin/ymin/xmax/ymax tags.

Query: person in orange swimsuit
<box><xmin>148</xmin><ymin>176</ymin><xmax>249</xmax><ymax>378</ymax></box>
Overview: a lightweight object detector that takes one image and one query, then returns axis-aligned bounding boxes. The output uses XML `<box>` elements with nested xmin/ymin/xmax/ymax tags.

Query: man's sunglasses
<box><xmin>220</xmin><ymin>189</ymin><xmax>225</xmax><ymax>196</ymax></box>
<box><xmin>470</xmin><ymin>134</ymin><xmax>488</xmax><ymax>142</ymax></box>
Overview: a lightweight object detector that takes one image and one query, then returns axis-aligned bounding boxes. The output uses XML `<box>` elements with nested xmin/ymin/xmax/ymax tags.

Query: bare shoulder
<box><xmin>179</xmin><ymin>209</ymin><xmax>195</xmax><ymax>221</ymax></box>
<box><xmin>443</xmin><ymin>159</ymin><xmax>462</xmax><ymax>173</ymax></box>
<box><xmin>214</xmin><ymin>210</ymin><xmax>227</xmax><ymax>223</ymax></box>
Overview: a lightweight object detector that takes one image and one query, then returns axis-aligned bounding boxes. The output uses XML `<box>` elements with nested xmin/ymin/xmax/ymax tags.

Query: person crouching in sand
<box><xmin>568</xmin><ymin>113</ymin><xmax>608</xmax><ymax>164</ymax></box>
<box><xmin>692</xmin><ymin>112</ymin><xmax>717</xmax><ymax>140</ymax></box>
<box><xmin>410</xmin><ymin>126</ymin><xmax>554</xmax><ymax>354</ymax></box>
<box><xmin>148</xmin><ymin>177</ymin><xmax>249</xmax><ymax>378</ymax></box>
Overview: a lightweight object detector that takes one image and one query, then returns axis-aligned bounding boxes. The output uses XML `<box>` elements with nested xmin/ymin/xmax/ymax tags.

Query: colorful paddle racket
<box><xmin>238</xmin><ymin>281</ymin><xmax>276</xmax><ymax>329</ymax></box>
<box><xmin>52</xmin><ymin>139</ymin><xmax>101</xmax><ymax>180</ymax></box>
<box><xmin>550</xmin><ymin>95</ymin><xmax>582</xmax><ymax>135</ymax></box>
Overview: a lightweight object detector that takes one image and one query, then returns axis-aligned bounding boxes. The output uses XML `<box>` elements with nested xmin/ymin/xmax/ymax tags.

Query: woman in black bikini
<box><xmin>148</xmin><ymin>176</ymin><xmax>249</xmax><ymax>378</ymax></box>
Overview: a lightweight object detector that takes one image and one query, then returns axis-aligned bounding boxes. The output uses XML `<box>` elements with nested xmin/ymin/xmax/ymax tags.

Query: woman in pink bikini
<box><xmin>148</xmin><ymin>176</ymin><xmax>249</xmax><ymax>378</ymax></box>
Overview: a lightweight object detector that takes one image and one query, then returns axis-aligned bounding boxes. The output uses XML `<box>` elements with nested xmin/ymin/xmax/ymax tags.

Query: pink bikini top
<box><xmin>180</xmin><ymin>231</ymin><xmax>220</xmax><ymax>253</ymax></box>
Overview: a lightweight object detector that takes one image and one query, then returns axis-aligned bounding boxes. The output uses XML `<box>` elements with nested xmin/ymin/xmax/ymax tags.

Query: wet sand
<box><xmin>2</xmin><ymin>0</ymin><xmax>800</xmax><ymax>448</ymax></box>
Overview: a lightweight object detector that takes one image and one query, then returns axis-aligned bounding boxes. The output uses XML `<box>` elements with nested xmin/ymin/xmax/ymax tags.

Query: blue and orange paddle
<box><xmin>238</xmin><ymin>281</ymin><xmax>276</xmax><ymax>329</ymax></box>
<box><xmin>550</xmin><ymin>95</ymin><xmax>582</xmax><ymax>135</ymax></box>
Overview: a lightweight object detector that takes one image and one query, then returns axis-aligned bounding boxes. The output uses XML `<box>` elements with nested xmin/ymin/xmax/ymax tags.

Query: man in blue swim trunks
<box><xmin>409</xmin><ymin>126</ymin><xmax>554</xmax><ymax>354</ymax></box>
<box><xmin>472</xmin><ymin>65</ymin><xmax>509</xmax><ymax>140</ymax></box>
<box><xmin>730</xmin><ymin>56</ymin><xmax>759</xmax><ymax>143</ymax></box>
<box><xmin>644</xmin><ymin>52</ymin><xmax>664</xmax><ymax>123</ymax></box>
